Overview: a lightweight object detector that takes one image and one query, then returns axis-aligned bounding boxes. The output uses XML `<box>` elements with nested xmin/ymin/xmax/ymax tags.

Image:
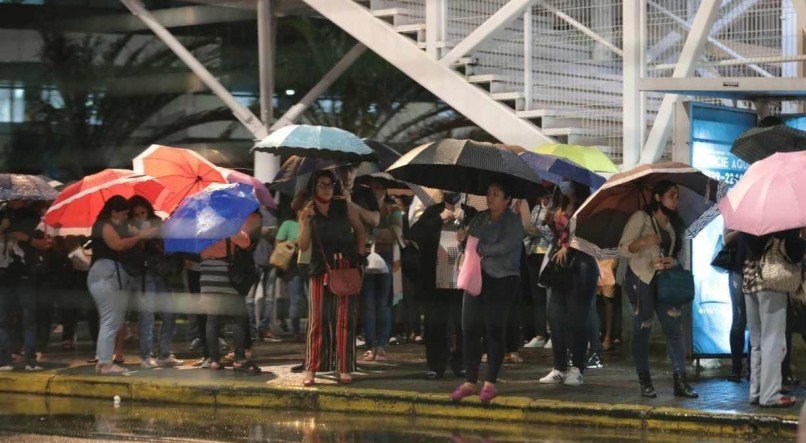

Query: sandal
<box><xmin>209</xmin><ymin>361</ymin><xmax>224</xmax><ymax>370</ymax></box>
<box><xmin>233</xmin><ymin>360</ymin><xmax>262</xmax><ymax>374</ymax></box>
<box><xmin>362</xmin><ymin>350</ymin><xmax>375</xmax><ymax>362</ymax></box>
<box><xmin>337</xmin><ymin>373</ymin><xmax>353</xmax><ymax>385</ymax></box>
<box><xmin>505</xmin><ymin>353</ymin><xmax>523</xmax><ymax>364</ymax></box>
<box><xmin>97</xmin><ymin>364</ymin><xmax>127</xmax><ymax>375</ymax></box>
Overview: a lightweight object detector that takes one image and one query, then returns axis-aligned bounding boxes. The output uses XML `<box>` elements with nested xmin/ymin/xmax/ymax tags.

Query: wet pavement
<box><xmin>19</xmin><ymin>335</ymin><xmax>806</xmax><ymax>420</ymax></box>
<box><xmin>0</xmin><ymin>393</ymin><xmax>788</xmax><ymax>442</ymax></box>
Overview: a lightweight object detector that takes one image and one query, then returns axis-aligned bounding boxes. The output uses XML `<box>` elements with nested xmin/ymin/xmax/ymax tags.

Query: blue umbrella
<box><xmin>252</xmin><ymin>124</ymin><xmax>376</xmax><ymax>161</ymax></box>
<box><xmin>162</xmin><ymin>183</ymin><xmax>259</xmax><ymax>254</ymax></box>
<box><xmin>519</xmin><ymin>152</ymin><xmax>606</xmax><ymax>190</ymax></box>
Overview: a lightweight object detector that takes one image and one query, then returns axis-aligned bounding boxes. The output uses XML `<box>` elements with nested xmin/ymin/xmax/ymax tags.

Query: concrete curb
<box><xmin>0</xmin><ymin>372</ymin><xmax>797</xmax><ymax>438</ymax></box>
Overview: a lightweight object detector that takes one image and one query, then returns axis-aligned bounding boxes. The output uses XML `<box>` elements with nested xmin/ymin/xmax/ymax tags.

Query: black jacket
<box><xmin>407</xmin><ymin>202</ymin><xmax>477</xmax><ymax>293</ymax></box>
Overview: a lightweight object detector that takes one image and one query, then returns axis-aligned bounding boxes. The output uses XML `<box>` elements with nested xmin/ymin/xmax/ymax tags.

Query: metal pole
<box><xmin>536</xmin><ymin>0</ymin><xmax>623</xmax><ymax>58</ymax></box>
<box><xmin>255</xmin><ymin>0</ymin><xmax>280</xmax><ymax>183</ymax></box>
<box><xmin>271</xmin><ymin>43</ymin><xmax>367</xmax><ymax>130</ymax></box>
<box><xmin>523</xmin><ymin>6</ymin><xmax>533</xmax><ymax>110</ymax></box>
<box><xmin>120</xmin><ymin>0</ymin><xmax>268</xmax><ymax>140</ymax></box>
<box><xmin>622</xmin><ymin>0</ymin><xmax>643</xmax><ymax>168</ymax></box>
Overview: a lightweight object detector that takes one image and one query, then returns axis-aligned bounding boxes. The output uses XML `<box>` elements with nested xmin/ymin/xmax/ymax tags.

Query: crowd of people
<box><xmin>0</xmin><ymin>162</ymin><xmax>804</xmax><ymax>408</ymax></box>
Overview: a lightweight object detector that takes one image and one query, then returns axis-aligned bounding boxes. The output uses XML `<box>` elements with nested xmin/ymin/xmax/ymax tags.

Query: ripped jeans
<box><xmin>624</xmin><ymin>267</ymin><xmax>686</xmax><ymax>376</ymax></box>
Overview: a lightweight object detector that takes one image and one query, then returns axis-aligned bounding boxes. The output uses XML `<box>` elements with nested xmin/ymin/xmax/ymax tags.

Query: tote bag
<box><xmin>457</xmin><ymin>236</ymin><xmax>482</xmax><ymax>296</ymax></box>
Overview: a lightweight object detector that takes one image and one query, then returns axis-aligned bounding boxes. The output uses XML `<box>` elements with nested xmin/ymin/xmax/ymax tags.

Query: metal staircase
<box><xmin>302</xmin><ymin>0</ymin><xmax>641</xmax><ymax>158</ymax></box>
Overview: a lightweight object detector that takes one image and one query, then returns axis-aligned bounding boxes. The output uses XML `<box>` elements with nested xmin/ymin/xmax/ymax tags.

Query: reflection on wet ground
<box><xmin>0</xmin><ymin>394</ymin><xmax>788</xmax><ymax>442</ymax></box>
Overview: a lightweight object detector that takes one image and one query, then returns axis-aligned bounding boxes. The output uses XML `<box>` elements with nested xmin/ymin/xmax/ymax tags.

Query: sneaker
<box><xmin>25</xmin><ymin>365</ymin><xmax>44</xmax><ymax>372</ymax></box>
<box><xmin>414</xmin><ymin>335</ymin><xmax>424</xmax><ymax>344</ymax></box>
<box><xmin>564</xmin><ymin>367</ymin><xmax>583</xmax><ymax>386</ymax></box>
<box><xmin>388</xmin><ymin>337</ymin><xmax>399</xmax><ymax>346</ymax></box>
<box><xmin>0</xmin><ymin>365</ymin><xmax>12</xmax><ymax>371</ymax></box>
<box><xmin>523</xmin><ymin>336</ymin><xmax>547</xmax><ymax>348</ymax></box>
<box><xmin>35</xmin><ymin>352</ymin><xmax>47</xmax><ymax>363</ymax></box>
<box><xmin>200</xmin><ymin>358</ymin><xmax>212</xmax><ymax>369</ymax></box>
<box><xmin>543</xmin><ymin>338</ymin><xmax>552</xmax><ymax>349</ymax></box>
<box><xmin>157</xmin><ymin>355</ymin><xmax>185</xmax><ymax>368</ymax></box>
<box><xmin>425</xmin><ymin>370</ymin><xmax>443</xmax><ymax>380</ymax></box>
<box><xmin>585</xmin><ymin>352</ymin><xmax>603</xmax><ymax>369</ymax></box>
<box><xmin>539</xmin><ymin>369</ymin><xmax>566</xmax><ymax>384</ymax></box>
<box><xmin>218</xmin><ymin>338</ymin><xmax>229</xmax><ymax>351</ymax></box>
<box><xmin>141</xmin><ymin>358</ymin><xmax>158</xmax><ymax>369</ymax></box>
<box><xmin>356</xmin><ymin>337</ymin><xmax>366</xmax><ymax>348</ymax></box>
<box><xmin>186</xmin><ymin>338</ymin><xmax>202</xmax><ymax>352</ymax></box>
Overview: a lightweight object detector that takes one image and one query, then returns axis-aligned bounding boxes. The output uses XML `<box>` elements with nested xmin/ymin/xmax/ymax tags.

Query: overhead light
<box><xmin>285</xmin><ymin>89</ymin><xmax>295</xmax><ymax>96</ymax></box>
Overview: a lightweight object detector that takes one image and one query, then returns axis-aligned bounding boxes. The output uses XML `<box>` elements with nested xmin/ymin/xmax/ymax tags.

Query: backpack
<box><xmin>225</xmin><ymin>238</ymin><xmax>257</xmax><ymax>296</ymax></box>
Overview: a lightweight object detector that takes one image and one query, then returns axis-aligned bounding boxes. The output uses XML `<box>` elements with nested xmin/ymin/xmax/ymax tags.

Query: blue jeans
<box><xmin>0</xmin><ymin>273</ymin><xmax>36</xmax><ymax>366</ymax></box>
<box><xmin>286</xmin><ymin>273</ymin><xmax>306</xmax><ymax>334</ymax></box>
<box><xmin>88</xmin><ymin>259</ymin><xmax>132</xmax><ymax>365</ymax></box>
<box><xmin>362</xmin><ymin>252</ymin><xmax>393</xmax><ymax>350</ymax></box>
<box><xmin>246</xmin><ymin>267</ymin><xmax>276</xmax><ymax>335</ymax></box>
<box><xmin>624</xmin><ymin>267</ymin><xmax>686</xmax><ymax>375</ymax></box>
<box><xmin>729</xmin><ymin>270</ymin><xmax>747</xmax><ymax>373</ymax></box>
<box><xmin>137</xmin><ymin>272</ymin><xmax>175</xmax><ymax>360</ymax></box>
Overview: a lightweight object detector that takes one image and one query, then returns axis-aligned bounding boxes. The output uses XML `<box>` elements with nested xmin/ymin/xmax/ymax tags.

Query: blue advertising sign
<box><xmin>689</xmin><ymin>103</ymin><xmax>755</xmax><ymax>356</ymax></box>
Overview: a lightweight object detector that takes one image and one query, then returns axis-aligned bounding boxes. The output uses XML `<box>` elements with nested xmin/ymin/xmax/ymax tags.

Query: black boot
<box><xmin>639</xmin><ymin>372</ymin><xmax>657</xmax><ymax>398</ymax></box>
<box><xmin>673</xmin><ymin>373</ymin><xmax>698</xmax><ymax>398</ymax></box>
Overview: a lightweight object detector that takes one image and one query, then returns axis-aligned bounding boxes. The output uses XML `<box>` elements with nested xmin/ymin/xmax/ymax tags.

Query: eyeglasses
<box><xmin>316</xmin><ymin>182</ymin><xmax>336</xmax><ymax>189</ymax></box>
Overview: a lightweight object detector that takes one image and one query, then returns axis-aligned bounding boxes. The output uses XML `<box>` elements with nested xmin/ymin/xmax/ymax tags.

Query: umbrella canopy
<box><xmin>252</xmin><ymin>125</ymin><xmax>376</xmax><ymax>162</ymax></box>
<box><xmin>519</xmin><ymin>152</ymin><xmax>605</xmax><ymax>189</ymax></box>
<box><xmin>719</xmin><ymin>151</ymin><xmax>806</xmax><ymax>236</ymax></box>
<box><xmin>51</xmin><ymin>169</ymin><xmax>136</xmax><ymax>207</ymax></box>
<box><xmin>270</xmin><ymin>156</ymin><xmax>345</xmax><ymax>196</ymax></box>
<box><xmin>44</xmin><ymin>174</ymin><xmax>168</xmax><ymax>236</ymax></box>
<box><xmin>362</xmin><ymin>139</ymin><xmax>401</xmax><ymax>170</ymax></box>
<box><xmin>730</xmin><ymin>123</ymin><xmax>806</xmax><ymax>164</ymax></box>
<box><xmin>162</xmin><ymin>183</ymin><xmax>260</xmax><ymax>254</ymax></box>
<box><xmin>387</xmin><ymin>139</ymin><xmax>545</xmax><ymax>199</ymax></box>
<box><xmin>532</xmin><ymin>144</ymin><xmax>619</xmax><ymax>173</ymax></box>
<box><xmin>133</xmin><ymin>144</ymin><xmax>226</xmax><ymax>213</ymax></box>
<box><xmin>219</xmin><ymin>167</ymin><xmax>277</xmax><ymax>208</ymax></box>
<box><xmin>571</xmin><ymin>162</ymin><xmax>723</xmax><ymax>259</ymax></box>
<box><xmin>0</xmin><ymin>174</ymin><xmax>59</xmax><ymax>201</ymax></box>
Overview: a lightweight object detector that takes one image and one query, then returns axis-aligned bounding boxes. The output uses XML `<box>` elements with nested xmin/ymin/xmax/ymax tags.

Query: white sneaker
<box><xmin>25</xmin><ymin>365</ymin><xmax>44</xmax><ymax>372</ymax></box>
<box><xmin>538</xmin><ymin>369</ymin><xmax>566</xmax><ymax>384</ymax></box>
<box><xmin>157</xmin><ymin>355</ymin><xmax>185</xmax><ymax>367</ymax></box>
<box><xmin>141</xmin><ymin>358</ymin><xmax>158</xmax><ymax>369</ymax></box>
<box><xmin>356</xmin><ymin>338</ymin><xmax>366</xmax><ymax>347</ymax></box>
<box><xmin>564</xmin><ymin>367</ymin><xmax>583</xmax><ymax>386</ymax></box>
<box><xmin>543</xmin><ymin>338</ymin><xmax>552</xmax><ymax>349</ymax></box>
<box><xmin>523</xmin><ymin>336</ymin><xmax>546</xmax><ymax>348</ymax></box>
<box><xmin>0</xmin><ymin>365</ymin><xmax>13</xmax><ymax>371</ymax></box>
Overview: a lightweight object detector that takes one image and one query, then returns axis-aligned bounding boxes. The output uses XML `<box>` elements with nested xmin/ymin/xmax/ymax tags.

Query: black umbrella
<box><xmin>386</xmin><ymin>139</ymin><xmax>544</xmax><ymax>198</ymax></box>
<box><xmin>0</xmin><ymin>174</ymin><xmax>59</xmax><ymax>201</ymax></box>
<box><xmin>270</xmin><ymin>156</ymin><xmax>345</xmax><ymax>196</ymax></box>
<box><xmin>731</xmin><ymin>121</ymin><xmax>806</xmax><ymax>164</ymax></box>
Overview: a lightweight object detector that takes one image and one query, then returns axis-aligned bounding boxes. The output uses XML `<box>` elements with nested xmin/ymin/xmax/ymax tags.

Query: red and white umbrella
<box><xmin>44</xmin><ymin>173</ymin><xmax>169</xmax><ymax>236</ymax></box>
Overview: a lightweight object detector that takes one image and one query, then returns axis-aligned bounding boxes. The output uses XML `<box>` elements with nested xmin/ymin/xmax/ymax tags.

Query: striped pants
<box><xmin>305</xmin><ymin>275</ymin><xmax>358</xmax><ymax>373</ymax></box>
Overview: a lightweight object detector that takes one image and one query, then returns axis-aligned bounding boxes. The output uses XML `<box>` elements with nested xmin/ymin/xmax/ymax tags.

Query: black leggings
<box><xmin>547</xmin><ymin>250</ymin><xmax>599</xmax><ymax>373</ymax></box>
<box><xmin>462</xmin><ymin>273</ymin><xmax>519</xmax><ymax>384</ymax></box>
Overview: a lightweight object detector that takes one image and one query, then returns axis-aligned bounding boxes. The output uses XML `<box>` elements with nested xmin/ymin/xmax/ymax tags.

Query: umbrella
<box><xmin>730</xmin><ymin>123</ymin><xmax>806</xmax><ymax>164</ymax></box>
<box><xmin>719</xmin><ymin>151</ymin><xmax>806</xmax><ymax>236</ymax></box>
<box><xmin>252</xmin><ymin>125</ymin><xmax>376</xmax><ymax>162</ymax></box>
<box><xmin>44</xmin><ymin>174</ymin><xmax>168</xmax><ymax>236</ymax></box>
<box><xmin>162</xmin><ymin>183</ymin><xmax>260</xmax><ymax>254</ymax></box>
<box><xmin>387</xmin><ymin>139</ymin><xmax>545</xmax><ymax>199</ymax></box>
<box><xmin>270</xmin><ymin>156</ymin><xmax>345</xmax><ymax>196</ymax></box>
<box><xmin>219</xmin><ymin>167</ymin><xmax>277</xmax><ymax>208</ymax></box>
<box><xmin>532</xmin><ymin>144</ymin><xmax>619</xmax><ymax>173</ymax></box>
<box><xmin>519</xmin><ymin>152</ymin><xmax>605</xmax><ymax>189</ymax></box>
<box><xmin>362</xmin><ymin>139</ymin><xmax>401</xmax><ymax>170</ymax></box>
<box><xmin>0</xmin><ymin>174</ymin><xmax>59</xmax><ymax>201</ymax></box>
<box><xmin>133</xmin><ymin>144</ymin><xmax>226</xmax><ymax>213</ymax></box>
<box><xmin>51</xmin><ymin>169</ymin><xmax>136</xmax><ymax>208</ymax></box>
<box><xmin>570</xmin><ymin>162</ymin><xmax>723</xmax><ymax>259</ymax></box>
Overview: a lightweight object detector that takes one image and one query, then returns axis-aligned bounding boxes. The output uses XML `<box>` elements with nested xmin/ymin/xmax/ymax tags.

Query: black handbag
<box><xmin>538</xmin><ymin>249</ymin><xmax>571</xmax><ymax>290</ymax></box>
<box><xmin>649</xmin><ymin>216</ymin><xmax>695</xmax><ymax>305</ymax></box>
<box><xmin>225</xmin><ymin>239</ymin><xmax>258</xmax><ymax>296</ymax></box>
<box><xmin>710</xmin><ymin>235</ymin><xmax>735</xmax><ymax>273</ymax></box>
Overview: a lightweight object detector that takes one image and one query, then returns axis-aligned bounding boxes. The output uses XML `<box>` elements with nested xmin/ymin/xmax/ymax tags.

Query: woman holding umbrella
<box><xmin>450</xmin><ymin>182</ymin><xmax>525</xmax><ymax>404</ymax></box>
<box><xmin>618</xmin><ymin>181</ymin><xmax>698</xmax><ymax>399</ymax></box>
<box><xmin>87</xmin><ymin>196</ymin><xmax>159</xmax><ymax>375</ymax></box>
<box><xmin>298</xmin><ymin>170</ymin><xmax>366</xmax><ymax>386</ymax></box>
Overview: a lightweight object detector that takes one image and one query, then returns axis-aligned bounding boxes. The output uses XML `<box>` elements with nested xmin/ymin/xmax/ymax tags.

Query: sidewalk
<box><xmin>0</xmin><ymin>338</ymin><xmax>800</xmax><ymax>439</ymax></box>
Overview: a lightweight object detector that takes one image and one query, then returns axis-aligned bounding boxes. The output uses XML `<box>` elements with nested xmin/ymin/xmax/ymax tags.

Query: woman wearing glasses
<box><xmin>297</xmin><ymin>170</ymin><xmax>366</xmax><ymax>386</ymax></box>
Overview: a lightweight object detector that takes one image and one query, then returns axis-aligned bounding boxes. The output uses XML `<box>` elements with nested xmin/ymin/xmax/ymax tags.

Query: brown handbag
<box><xmin>312</xmin><ymin>221</ymin><xmax>362</xmax><ymax>296</ymax></box>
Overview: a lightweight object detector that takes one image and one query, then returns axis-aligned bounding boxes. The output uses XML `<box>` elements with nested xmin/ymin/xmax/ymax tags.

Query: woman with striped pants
<box><xmin>297</xmin><ymin>170</ymin><xmax>366</xmax><ymax>386</ymax></box>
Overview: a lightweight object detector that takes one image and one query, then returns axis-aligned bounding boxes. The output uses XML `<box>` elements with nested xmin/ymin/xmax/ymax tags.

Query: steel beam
<box><xmin>639</xmin><ymin>76</ymin><xmax>806</xmax><ymax>99</ymax></box>
<box><xmin>255</xmin><ymin>0</ymin><xmax>279</xmax><ymax>183</ymax></box>
<box><xmin>641</xmin><ymin>0</ymin><xmax>721</xmax><ymax>165</ymax></box>
<box><xmin>271</xmin><ymin>43</ymin><xmax>367</xmax><ymax>130</ymax></box>
<box><xmin>120</xmin><ymin>0</ymin><xmax>268</xmax><ymax>140</ymax></box>
<box><xmin>536</xmin><ymin>0</ymin><xmax>623</xmax><ymax>58</ymax></box>
<box><xmin>523</xmin><ymin>6</ymin><xmax>533</xmax><ymax>109</ymax></box>
<box><xmin>62</xmin><ymin>4</ymin><xmax>255</xmax><ymax>33</ymax></box>
<box><xmin>440</xmin><ymin>0</ymin><xmax>538</xmax><ymax>67</ymax></box>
